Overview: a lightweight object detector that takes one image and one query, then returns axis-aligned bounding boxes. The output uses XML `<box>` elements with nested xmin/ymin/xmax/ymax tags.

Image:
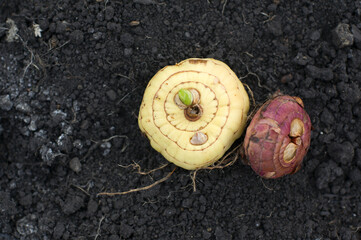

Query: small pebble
<box><xmin>16</xmin><ymin>102</ymin><xmax>31</xmax><ymax>113</ymax></box>
<box><xmin>16</xmin><ymin>215</ymin><xmax>38</xmax><ymax>236</ymax></box>
<box><xmin>51</xmin><ymin>110</ymin><xmax>67</xmax><ymax>121</ymax></box>
<box><xmin>281</xmin><ymin>73</ymin><xmax>293</xmax><ymax>83</ymax></box>
<box><xmin>69</xmin><ymin>157</ymin><xmax>81</xmax><ymax>173</ymax></box>
<box><xmin>80</xmin><ymin>120</ymin><xmax>90</xmax><ymax>130</ymax></box>
<box><xmin>103</xmin><ymin>149</ymin><xmax>111</xmax><ymax>156</ymax></box>
<box><xmin>39</xmin><ymin>145</ymin><xmax>56</xmax><ymax>166</ymax></box>
<box><xmin>93</xmin><ymin>32</ymin><xmax>103</xmax><ymax>40</ymax></box>
<box><xmin>310</xmin><ymin>29</ymin><xmax>321</xmax><ymax>41</ymax></box>
<box><xmin>62</xmin><ymin>124</ymin><xmax>73</xmax><ymax>135</ymax></box>
<box><xmin>0</xmin><ymin>95</ymin><xmax>13</xmax><ymax>111</ymax></box>
<box><xmin>100</xmin><ymin>142</ymin><xmax>111</xmax><ymax>149</ymax></box>
<box><xmin>332</xmin><ymin>23</ymin><xmax>354</xmax><ymax>48</ymax></box>
<box><xmin>163</xmin><ymin>207</ymin><xmax>177</xmax><ymax>217</ymax></box>
<box><xmin>28</xmin><ymin>119</ymin><xmax>37</xmax><ymax>131</ymax></box>
<box><xmin>73</xmin><ymin>140</ymin><xmax>83</xmax><ymax>149</ymax></box>
<box><xmin>62</xmin><ymin>195</ymin><xmax>84</xmax><ymax>215</ymax></box>
<box><xmin>293</xmin><ymin>52</ymin><xmax>311</xmax><ymax>66</ymax></box>
<box><xmin>57</xmin><ymin>134</ymin><xmax>72</xmax><ymax>152</ymax></box>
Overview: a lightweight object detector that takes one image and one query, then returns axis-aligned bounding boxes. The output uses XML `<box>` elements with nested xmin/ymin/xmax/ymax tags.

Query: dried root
<box><xmin>243</xmin><ymin>83</ymin><xmax>256</xmax><ymax>108</ymax></box>
<box><xmin>191</xmin><ymin>143</ymin><xmax>242</xmax><ymax>191</ymax></box>
<box><xmin>97</xmin><ymin>167</ymin><xmax>176</xmax><ymax>196</ymax></box>
<box><xmin>119</xmin><ymin>162</ymin><xmax>169</xmax><ymax>175</ymax></box>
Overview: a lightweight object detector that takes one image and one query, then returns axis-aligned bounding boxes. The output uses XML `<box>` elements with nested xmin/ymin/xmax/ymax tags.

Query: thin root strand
<box><xmin>94</xmin><ymin>216</ymin><xmax>105</xmax><ymax>240</ymax></box>
<box><xmin>243</xmin><ymin>83</ymin><xmax>256</xmax><ymax>108</ymax></box>
<box><xmin>239</xmin><ymin>57</ymin><xmax>272</xmax><ymax>92</ymax></box>
<box><xmin>119</xmin><ymin>162</ymin><xmax>169</xmax><ymax>175</ymax></box>
<box><xmin>191</xmin><ymin>144</ymin><xmax>242</xmax><ymax>191</ymax></box>
<box><xmin>97</xmin><ymin>167</ymin><xmax>176</xmax><ymax>196</ymax></box>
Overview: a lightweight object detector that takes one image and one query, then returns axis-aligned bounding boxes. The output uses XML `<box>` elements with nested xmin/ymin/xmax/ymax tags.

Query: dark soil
<box><xmin>1</xmin><ymin>0</ymin><xmax>361</xmax><ymax>239</ymax></box>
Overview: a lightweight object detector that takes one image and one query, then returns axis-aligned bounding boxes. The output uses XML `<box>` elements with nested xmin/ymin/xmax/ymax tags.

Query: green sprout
<box><xmin>178</xmin><ymin>89</ymin><xmax>193</xmax><ymax>106</ymax></box>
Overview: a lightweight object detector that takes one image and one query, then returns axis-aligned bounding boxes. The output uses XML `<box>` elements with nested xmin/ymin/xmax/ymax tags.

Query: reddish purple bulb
<box><xmin>243</xmin><ymin>95</ymin><xmax>311</xmax><ymax>178</ymax></box>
